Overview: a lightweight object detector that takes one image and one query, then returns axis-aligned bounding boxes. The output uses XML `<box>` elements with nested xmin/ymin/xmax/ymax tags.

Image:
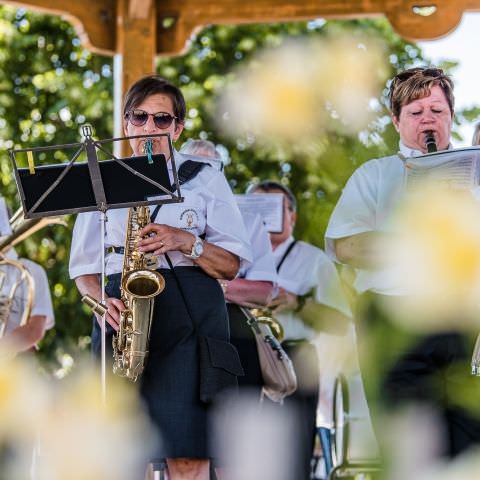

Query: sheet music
<box><xmin>235</xmin><ymin>193</ymin><xmax>283</xmax><ymax>233</ymax></box>
<box><xmin>405</xmin><ymin>147</ymin><xmax>480</xmax><ymax>190</ymax></box>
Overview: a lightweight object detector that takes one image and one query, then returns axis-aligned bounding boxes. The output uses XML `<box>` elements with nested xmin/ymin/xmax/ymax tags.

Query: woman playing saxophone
<box><xmin>69</xmin><ymin>75</ymin><xmax>252</xmax><ymax>480</ymax></box>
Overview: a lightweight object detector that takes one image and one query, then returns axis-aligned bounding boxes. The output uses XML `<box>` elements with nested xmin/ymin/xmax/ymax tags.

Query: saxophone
<box><xmin>112</xmin><ymin>206</ymin><xmax>165</xmax><ymax>381</ymax></box>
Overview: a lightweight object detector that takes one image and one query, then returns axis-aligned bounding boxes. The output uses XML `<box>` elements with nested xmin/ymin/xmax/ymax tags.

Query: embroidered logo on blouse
<box><xmin>180</xmin><ymin>209</ymin><xmax>199</xmax><ymax>230</ymax></box>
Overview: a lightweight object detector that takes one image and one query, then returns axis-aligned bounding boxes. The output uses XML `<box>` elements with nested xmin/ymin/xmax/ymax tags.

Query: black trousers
<box><xmin>282</xmin><ymin>340</ymin><xmax>319</xmax><ymax>480</ymax></box>
<box><xmin>356</xmin><ymin>292</ymin><xmax>480</xmax><ymax>458</ymax></box>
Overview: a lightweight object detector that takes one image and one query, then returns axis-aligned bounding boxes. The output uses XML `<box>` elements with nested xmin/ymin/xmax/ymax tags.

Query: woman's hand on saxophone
<box><xmin>102</xmin><ymin>297</ymin><xmax>126</xmax><ymax>331</ymax></box>
<box><xmin>138</xmin><ymin>223</ymin><xmax>195</xmax><ymax>255</ymax></box>
<box><xmin>75</xmin><ymin>274</ymin><xmax>125</xmax><ymax>331</ymax></box>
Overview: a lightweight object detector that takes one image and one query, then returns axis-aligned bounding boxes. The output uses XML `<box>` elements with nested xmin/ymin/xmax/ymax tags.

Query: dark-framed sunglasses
<box><xmin>125</xmin><ymin>109</ymin><xmax>177</xmax><ymax>129</ymax></box>
<box><xmin>391</xmin><ymin>67</ymin><xmax>446</xmax><ymax>87</ymax></box>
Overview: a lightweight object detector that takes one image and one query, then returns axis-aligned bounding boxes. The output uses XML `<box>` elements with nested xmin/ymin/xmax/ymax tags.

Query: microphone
<box><xmin>424</xmin><ymin>131</ymin><xmax>437</xmax><ymax>153</ymax></box>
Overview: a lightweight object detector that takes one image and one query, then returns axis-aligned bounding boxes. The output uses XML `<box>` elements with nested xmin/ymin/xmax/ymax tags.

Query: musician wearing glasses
<box><xmin>248</xmin><ymin>181</ymin><xmax>352</xmax><ymax>480</ymax></box>
<box><xmin>0</xmin><ymin>197</ymin><xmax>54</xmax><ymax>354</ymax></box>
<box><xmin>69</xmin><ymin>76</ymin><xmax>251</xmax><ymax>480</ymax></box>
<box><xmin>326</xmin><ymin>67</ymin><xmax>480</xmax><ymax>457</ymax></box>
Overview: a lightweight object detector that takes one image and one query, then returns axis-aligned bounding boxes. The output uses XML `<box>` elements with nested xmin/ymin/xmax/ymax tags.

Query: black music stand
<box><xmin>10</xmin><ymin>125</ymin><xmax>183</xmax><ymax>218</ymax></box>
<box><xmin>8</xmin><ymin>125</ymin><xmax>184</xmax><ymax>401</ymax></box>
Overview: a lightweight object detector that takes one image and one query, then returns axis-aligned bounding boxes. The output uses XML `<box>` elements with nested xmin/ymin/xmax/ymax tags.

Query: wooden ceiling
<box><xmin>1</xmin><ymin>0</ymin><xmax>479</xmax><ymax>57</ymax></box>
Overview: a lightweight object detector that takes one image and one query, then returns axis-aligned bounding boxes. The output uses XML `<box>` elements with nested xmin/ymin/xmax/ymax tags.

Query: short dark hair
<box><xmin>247</xmin><ymin>180</ymin><xmax>297</xmax><ymax>211</ymax></box>
<box><xmin>388</xmin><ymin>67</ymin><xmax>454</xmax><ymax>119</ymax></box>
<box><xmin>123</xmin><ymin>75</ymin><xmax>186</xmax><ymax>123</ymax></box>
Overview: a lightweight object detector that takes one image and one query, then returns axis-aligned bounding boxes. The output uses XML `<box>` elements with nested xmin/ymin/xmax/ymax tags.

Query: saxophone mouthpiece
<box><xmin>424</xmin><ymin>131</ymin><xmax>437</xmax><ymax>153</ymax></box>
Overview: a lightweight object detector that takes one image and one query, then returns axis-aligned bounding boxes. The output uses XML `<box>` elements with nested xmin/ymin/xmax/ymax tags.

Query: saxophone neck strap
<box><xmin>151</xmin><ymin>160</ymin><xmax>210</xmax><ymax>223</ymax></box>
<box><xmin>107</xmin><ymin>160</ymin><xmax>209</xmax><ymax>259</ymax></box>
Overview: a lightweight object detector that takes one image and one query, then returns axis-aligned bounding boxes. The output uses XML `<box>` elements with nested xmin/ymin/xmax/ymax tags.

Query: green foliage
<box><xmin>0</xmin><ymin>6</ymin><xmax>113</xmax><ymax>367</ymax></box>
<box><xmin>0</xmin><ymin>8</ymin><xmax>473</xmax><ymax>366</ymax></box>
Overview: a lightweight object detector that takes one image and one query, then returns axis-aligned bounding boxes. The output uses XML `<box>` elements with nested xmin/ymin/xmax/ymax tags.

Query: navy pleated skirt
<box><xmin>91</xmin><ymin>267</ymin><xmax>230</xmax><ymax>459</ymax></box>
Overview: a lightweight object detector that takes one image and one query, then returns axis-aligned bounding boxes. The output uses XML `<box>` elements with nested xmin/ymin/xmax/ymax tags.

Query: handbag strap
<box><xmin>276</xmin><ymin>239</ymin><xmax>297</xmax><ymax>273</ymax></box>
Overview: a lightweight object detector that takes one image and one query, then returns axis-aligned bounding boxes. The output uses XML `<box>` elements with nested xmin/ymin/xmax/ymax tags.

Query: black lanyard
<box><xmin>276</xmin><ymin>240</ymin><xmax>297</xmax><ymax>273</ymax></box>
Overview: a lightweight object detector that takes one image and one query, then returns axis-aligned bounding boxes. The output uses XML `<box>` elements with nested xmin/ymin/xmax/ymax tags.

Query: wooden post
<box><xmin>114</xmin><ymin>0</ymin><xmax>156</xmax><ymax>156</ymax></box>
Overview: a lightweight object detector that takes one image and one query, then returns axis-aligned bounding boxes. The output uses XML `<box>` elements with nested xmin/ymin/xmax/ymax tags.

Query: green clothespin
<box><xmin>145</xmin><ymin>138</ymin><xmax>154</xmax><ymax>164</ymax></box>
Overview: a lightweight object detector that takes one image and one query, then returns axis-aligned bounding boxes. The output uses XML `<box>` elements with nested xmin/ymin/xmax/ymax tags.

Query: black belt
<box><xmin>106</xmin><ymin>246</ymin><xmax>125</xmax><ymax>255</ymax></box>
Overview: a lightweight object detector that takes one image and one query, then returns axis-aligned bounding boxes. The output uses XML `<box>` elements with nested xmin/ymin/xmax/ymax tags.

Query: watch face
<box><xmin>194</xmin><ymin>240</ymin><xmax>204</xmax><ymax>256</ymax></box>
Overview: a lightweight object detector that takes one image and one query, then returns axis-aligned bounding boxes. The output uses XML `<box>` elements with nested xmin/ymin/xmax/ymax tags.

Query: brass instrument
<box><xmin>0</xmin><ymin>208</ymin><xmax>66</xmax><ymax>255</ymax></box>
<box><xmin>250</xmin><ymin>307</ymin><xmax>284</xmax><ymax>342</ymax></box>
<box><xmin>0</xmin><ymin>255</ymin><xmax>35</xmax><ymax>337</ymax></box>
<box><xmin>0</xmin><ymin>205</ymin><xmax>64</xmax><ymax>337</ymax></box>
<box><xmin>112</xmin><ymin>206</ymin><xmax>165</xmax><ymax>381</ymax></box>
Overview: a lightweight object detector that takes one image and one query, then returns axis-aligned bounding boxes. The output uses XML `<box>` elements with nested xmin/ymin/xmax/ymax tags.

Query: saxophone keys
<box><xmin>144</xmin><ymin>254</ymin><xmax>159</xmax><ymax>269</ymax></box>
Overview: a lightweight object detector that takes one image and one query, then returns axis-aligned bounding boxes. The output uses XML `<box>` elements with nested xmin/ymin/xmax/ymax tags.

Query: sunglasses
<box><xmin>391</xmin><ymin>67</ymin><xmax>446</xmax><ymax>87</ymax></box>
<box><xmin>125</xmin><ymin>109</ymin><xmax>177</xmax><ymax>129</ymax></box>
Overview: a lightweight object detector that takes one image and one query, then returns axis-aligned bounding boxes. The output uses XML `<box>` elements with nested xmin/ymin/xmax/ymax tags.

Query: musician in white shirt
<box><xmin>326</xmin><ymin>67</ymin><xmax>480</xmax><ymax>458</ymax></box>
<box><xmin>69</xmin><ymin>76</ymin><xmax>251</xmax><ymax>480</ymax></box>
<box><xmin>0</xmin><ymin>197</ymin><xmax>54</xmax><ymax>354</ymax></box>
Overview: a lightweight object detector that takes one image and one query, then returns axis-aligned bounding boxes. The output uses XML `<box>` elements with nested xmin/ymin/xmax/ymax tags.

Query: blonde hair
<box><xmin>389</xmin><ymin>67</ymin><xmax>454</xmax><ymax>119</ymax></box>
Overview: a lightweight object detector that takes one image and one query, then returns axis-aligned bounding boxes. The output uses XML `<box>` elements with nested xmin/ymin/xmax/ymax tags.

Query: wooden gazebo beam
<box><xmin>2</xmin><ymin>0</ymin><xmax>480</xmax><ymax>57</ymax></box>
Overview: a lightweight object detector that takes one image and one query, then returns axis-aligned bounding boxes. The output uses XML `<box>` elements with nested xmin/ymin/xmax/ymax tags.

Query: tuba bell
<box><xmin>0</xmin><ymin>255</ymin><xmax>35</xmax><ymax>337</ymax></box>
<box><xmin>0</xmin><ymin>204</ymin><xmax>64</xmax><ymax>338</ymax></box>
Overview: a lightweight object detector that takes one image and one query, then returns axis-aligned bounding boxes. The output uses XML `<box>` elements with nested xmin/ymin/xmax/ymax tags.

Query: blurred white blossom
<box><xmin>217</xmin><ymin>35</ymin><xmax>387</xmax><ymax>146</ymax></box>
<box><xmin>0</xmin><ymin>356</ymin><xmax>155</xmax><ymax>480</ymax></box>
<box><xmin>212</xmin><ymin>392</ymin><xmax>298</xmax><ymax>480</ymax></box>
<box><xmin>380</xmin><ymin>183</ymin><xmax>480</xmax><ymax>331</ymax></box>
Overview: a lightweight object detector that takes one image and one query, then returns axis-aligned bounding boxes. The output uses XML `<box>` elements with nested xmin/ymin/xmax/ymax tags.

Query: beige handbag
<box><xmin>240</xmin><ymin>307</ymin><xmax>297</xmax><ymax>402</ymax></box>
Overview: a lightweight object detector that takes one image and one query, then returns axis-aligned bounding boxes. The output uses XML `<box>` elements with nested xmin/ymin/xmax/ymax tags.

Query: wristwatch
<box><xmin>185</xmin><ymin>235</ymin><xmax>204</xmax><ymax>259</ymax></box>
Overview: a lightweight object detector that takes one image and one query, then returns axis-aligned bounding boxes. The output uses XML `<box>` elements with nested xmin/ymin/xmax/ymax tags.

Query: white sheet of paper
<box><xmin>235</xmin><ymin>193</ymin><xmax>284</xmax><ymax>233</ymax></box>
<box><xmin>405</xmin><ymin>147</ymin><xmax>480</xmax><ymax>190</ymax></box>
